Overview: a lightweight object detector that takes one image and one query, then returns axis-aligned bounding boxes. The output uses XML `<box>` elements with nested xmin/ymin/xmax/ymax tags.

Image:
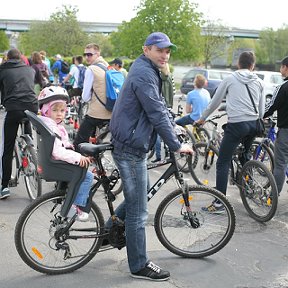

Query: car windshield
<box><xmin>184</xmin><ymin>70</ymin><xmax>206</xmax><ymax>79</ymax></box>
<box><xmin>270</xmin><ymin>74</ymin><xmax>283</xmax><ymax>84</ymax></box>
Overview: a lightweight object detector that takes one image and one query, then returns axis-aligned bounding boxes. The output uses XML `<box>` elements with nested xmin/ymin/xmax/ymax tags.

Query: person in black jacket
<box><xmin>109</xmin><ymin>32</ymin><xmax>193</xmax><ymax>281</ymax></box>
<box><xmin>264</xmin><ymin>56</ymin><xmax>288</xmax><ymax>194</ymax></box>
<box><xmin>0</xmin><ymin>48</ymin><xmax>38</xmax><ymax>199</ymax></box>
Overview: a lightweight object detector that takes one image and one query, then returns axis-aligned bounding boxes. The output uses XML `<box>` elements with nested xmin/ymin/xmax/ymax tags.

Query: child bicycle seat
<box><xmin>24</xmin><ymin>110</ymin><xmax>87</xmax><ymax>217</ymax></box>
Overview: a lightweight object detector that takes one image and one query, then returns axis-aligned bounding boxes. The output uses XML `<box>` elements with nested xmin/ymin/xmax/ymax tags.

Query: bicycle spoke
<box><xmin>154</xmin><ymin>186</ymin><xmax>235</xmax><ymax>258</ymax></box>
<box><xmin>15</xmin><ymin>191</ymin><xmax>104</xmax><ymax>274</ymax></box>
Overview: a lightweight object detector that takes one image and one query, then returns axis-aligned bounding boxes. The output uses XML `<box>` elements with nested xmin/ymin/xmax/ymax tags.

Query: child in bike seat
<box><xmin>38</xmin><ymin>86</ymin><xmax>93</xmax><ymax>221</ymax></box>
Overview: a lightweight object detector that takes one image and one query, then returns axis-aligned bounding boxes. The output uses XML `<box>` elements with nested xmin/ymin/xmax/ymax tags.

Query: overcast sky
<box><xmin>0</xmin><ymin>0</ymin><xmax>286</xmax><ymax>31</ymax></box>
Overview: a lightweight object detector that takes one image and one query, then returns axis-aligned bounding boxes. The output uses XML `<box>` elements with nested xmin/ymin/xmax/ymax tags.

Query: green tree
<box><xmin>255</xmin><ymin>26</ymin><xmax>288</xmax><ymax>68</ymax></box>
<box><xmin>0</xmin><ymin>31</ymin><xmax>9</xmax><ymax>52</ymax></box>
<box><xmin>19</xmin><ymin>5</ymin><xmax>88</xmax><ymax>57</ymax></box>
<box><xmin>87</xmin><ymin>33</ymin><xmax>114</xmax><ymax>58</ymax></box>
<box><xmin>201</xmin><ymin>19</ymin><xmax>228</xmax><ymax>68</ymax></box>
<box><xmin>110</xmin><ymin>0</ymin><xmax>203</xmax><ymax>61</ymax></box>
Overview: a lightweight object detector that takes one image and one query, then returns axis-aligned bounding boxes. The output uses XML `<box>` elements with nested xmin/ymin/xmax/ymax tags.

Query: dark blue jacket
<box><xmin>110</xmin><ymin>54</ymin><xmax>181</xmax><ymax>157</ymax></box>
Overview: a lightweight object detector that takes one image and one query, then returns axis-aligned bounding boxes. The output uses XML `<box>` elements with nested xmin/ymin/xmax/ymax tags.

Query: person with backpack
<box><xmin>73</xmin><ymin>43</ymin><xmax>112</xmax><ymax>150</ymax></box>
<box><xmin>51</xmin><ymin>54</ymin><xmax>68</xmax><ymax>86</ymax></box>
<box><xmin>31</xmin><ymin>51</ymin><xmax>49</xmax><ymax>95</ymax></box>
<box><xmin>63</xmin><ymin>55</ymin><xmax>86</xmax><ymax>98</ymax></box>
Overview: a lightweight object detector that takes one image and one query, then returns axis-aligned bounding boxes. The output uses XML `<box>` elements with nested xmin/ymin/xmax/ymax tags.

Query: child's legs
<box><xmin>74</xmin><ymin>170</ymin><xmax>93</xmax><ymax>207</ymax></box>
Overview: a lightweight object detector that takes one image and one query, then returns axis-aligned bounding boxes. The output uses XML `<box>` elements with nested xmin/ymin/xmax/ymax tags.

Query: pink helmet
<box><xmin>38</xmin><ymin>86</ymin><xmax>69</xmax><ymax>116</ymax></box>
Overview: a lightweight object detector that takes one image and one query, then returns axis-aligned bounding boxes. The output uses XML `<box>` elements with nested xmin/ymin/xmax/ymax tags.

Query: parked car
<box><xmin>254</xmin><ymin>71</ymin><xmax>283</xmax><ymax>104</ymax></box>
<box><xmin>180</xmin><ymin>68</ymin><xmax>232</xmax><ymax>97</ymax></box>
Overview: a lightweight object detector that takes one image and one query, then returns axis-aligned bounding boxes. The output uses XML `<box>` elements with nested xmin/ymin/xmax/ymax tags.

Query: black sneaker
<box><xmin>131</xmin><ymin>261</ymin><xmax>170</xmax><ymax>281</ymax></box>
<box><xmin>151</xmin><ymin>158</ymin><xmax>161</xmax><ymax>163</ymax></box>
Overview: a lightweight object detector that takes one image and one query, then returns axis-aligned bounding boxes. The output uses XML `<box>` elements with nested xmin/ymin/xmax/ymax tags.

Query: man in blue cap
<box><xmin>109</xmin><ymin>32</ymin><xmax>193</xmax><ymax>281</ymax></box>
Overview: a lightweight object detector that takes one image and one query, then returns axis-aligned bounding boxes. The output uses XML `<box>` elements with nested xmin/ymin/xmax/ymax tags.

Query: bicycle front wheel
<box><xmin>15</xmin><ymin>190</ymin><xmax>104</xmax><ymax>274</ymax></box>
<box><xmin>240</xmin><ymin>160</ymin><xmax>278</xmax><ymax>222</ymax></box>
<box><xmin>23</xmin><ymin>145</ymin><xmax>42</xmax><ymax>200</ymax></box>
<box><xmin>154</xmin><ymin>185</ymin><xmax>235</xmax><ymax>258</ymax></box>
<box><xmin>250</xmin><ymin>140</ymin><xmax>274</xmax><ymax>172</ymax></box>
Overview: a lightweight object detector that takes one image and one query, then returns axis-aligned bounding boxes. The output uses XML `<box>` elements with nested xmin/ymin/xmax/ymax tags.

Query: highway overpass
<box><xmin>0</xmin><ymin>18</ymin><xmax>261</xmax><ymax>38</ymax></box>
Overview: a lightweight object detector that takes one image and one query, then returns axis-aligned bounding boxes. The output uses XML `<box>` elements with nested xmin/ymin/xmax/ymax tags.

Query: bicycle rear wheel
<box><xmin>240</xmin><ymin>160</ymin><xmax>278</xmax><ymax>222</ymax></box>
<box><xmin>15</xmin><ymin>190</ymin><xmax>104</xmax><ymax>274</ymax></box>
<box><xmin>10</xmin><ymin>146</ymin><xmax>20</xmax><ymax>187</ymax></box>
<box><xmin>189</xmin><ymin>142</ymin><xmax>219</xmax><ymax>186</ymax></box>
<box><xmin>194</xmin><ymin>126</ymin><xmax>210</xmax><ymax>143</ymax></box>
<box><xmin>176</xmin><ymin>128</ymin><xmax>196</xmax><ymax>173</ymax></box>
<box><xmin>98</xmin><ymin>150</ymin><xmax>123</xmax><ymax>196</ymax></box>
<box><xmin>154</xmin><ymin>185</ymin><xmax>235</xmax><ymax>258</ymax></box>
<box><xmin>23</xmin><ymin>145</ymin><xmax>42</xmax><ymax>200</ymax></box>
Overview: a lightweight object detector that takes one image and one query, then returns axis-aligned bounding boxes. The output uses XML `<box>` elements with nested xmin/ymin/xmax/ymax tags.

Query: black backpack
<box><xmin>60</xmin><ymin>60</ymin><xmax>70</xmax><ymax>74</ymax></box>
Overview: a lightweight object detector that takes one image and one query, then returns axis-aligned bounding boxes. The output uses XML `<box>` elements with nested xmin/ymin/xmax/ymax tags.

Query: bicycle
<box><xmin>14</xmin><ymin>110</ymin><xmax>236</xmax><ymax>275</ymax></box>
<box><xmin>9</xmin><ymin>117</ymin><xmax>42</xmax><ymax>200</ymax></box>
<box><xmin>253</xmin><ymin>116</ymin><xmax>288</xmax><ymax>185</ymax></box>
<box><xmin>249</xmin><ymin>117</ymin><xmax>275</xmax><ymax>173</ymax></box>
<box><xmin>189</xmin><ymin>124</ymin><xmax>278</xmax><ymax>222</ymax></box>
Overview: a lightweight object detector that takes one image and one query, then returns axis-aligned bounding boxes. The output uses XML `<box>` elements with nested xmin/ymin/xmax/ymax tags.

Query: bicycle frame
<box><xmin>146</xmin><ymin>153</ymin><xmax>185</xmax><ymax>201</ymax></box>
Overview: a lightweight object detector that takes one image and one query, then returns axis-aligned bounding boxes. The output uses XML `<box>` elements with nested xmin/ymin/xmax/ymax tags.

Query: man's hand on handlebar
<box><xmin>177</xmin><ymin>144</ymin><xmax>194</xmax><ymax>155</ymax></box>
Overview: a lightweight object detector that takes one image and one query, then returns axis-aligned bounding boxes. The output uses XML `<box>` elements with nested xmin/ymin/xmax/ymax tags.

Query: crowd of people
<box><xmin>0</xmin><ymin>31</ymin><xmax>288</xmax><ymax>282</ymax></box>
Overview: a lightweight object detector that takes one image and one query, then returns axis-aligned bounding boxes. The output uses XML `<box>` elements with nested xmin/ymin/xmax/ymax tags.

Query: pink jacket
<box><xmin>39</xmin><ymin>116</ymin><xmax>81</xmax><ymax>165</ymax></box>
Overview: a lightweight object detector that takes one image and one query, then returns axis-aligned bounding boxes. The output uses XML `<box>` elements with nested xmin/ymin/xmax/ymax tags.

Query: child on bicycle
<box><xmin>38</xmin><ymin>86</ymin><xmax>93</xmax><ymax>221</ymax></box>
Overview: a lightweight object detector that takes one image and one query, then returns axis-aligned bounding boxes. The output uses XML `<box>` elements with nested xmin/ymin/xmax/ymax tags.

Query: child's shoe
<box><xmin>67</xmin><ymin>204</ymin><xmax>89</xmax><ymax>222</ymax></box>
<box><xmin>76</xmin><ymin>208</ymin><xmax>89</xmax><ymax>222</ymax></box>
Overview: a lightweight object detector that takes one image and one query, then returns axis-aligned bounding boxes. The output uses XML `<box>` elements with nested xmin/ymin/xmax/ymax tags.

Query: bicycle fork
<box><xmin>179</xmin><ymin>177</ymin><xmax>200</xmax><ymax>228</ymax></box>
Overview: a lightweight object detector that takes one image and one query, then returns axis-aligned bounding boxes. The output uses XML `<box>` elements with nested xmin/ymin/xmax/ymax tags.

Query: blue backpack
<box><xmin>95</xmin><ymin>64</ymin><xmax>125</xmax><ymax>111</ymax></box>
<box><xmin>77</xmin><ymin>65</ymin><xmax>87</xmax><ymax>90</ymax></box>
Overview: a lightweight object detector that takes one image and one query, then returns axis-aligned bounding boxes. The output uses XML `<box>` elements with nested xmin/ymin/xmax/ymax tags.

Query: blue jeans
<box><xmin>73</xmin><ymin>170</ymin><xmax>93</xmax><ymax>207</ymax></box>
<box><xmin>111</xmin><ymin>149</ymin><xmax>148</xmax><ymax>273</ymax></box>
<box><xmin>216</xmin><ymin>121</ymin><xmax>256</xmax><ymax>195</ymax></box>
<box><xmin>175</xmin><ymin>114</ymin><xmax>194</xmax><ymax>126</ymax></box>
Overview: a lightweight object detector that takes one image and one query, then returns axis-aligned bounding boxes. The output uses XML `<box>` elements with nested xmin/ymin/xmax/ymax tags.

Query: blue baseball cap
<box><xmin>144</xmin><ymin>32</ymin><xmax>177</xmax><ymax>51</ymax></box>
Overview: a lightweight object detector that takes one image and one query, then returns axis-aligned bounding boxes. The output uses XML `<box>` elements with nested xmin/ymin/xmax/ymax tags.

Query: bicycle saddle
<box><xmin>78</xmin><ymin>143</ymin><xmax>114</xmax><ymax>157</ymax></box>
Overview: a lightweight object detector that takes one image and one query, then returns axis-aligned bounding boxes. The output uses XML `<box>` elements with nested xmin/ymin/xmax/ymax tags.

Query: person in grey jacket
<box><xmin>197</xmin><ymin>51</ymin><xmax>265</xmax><ymax>213</ymax></box>
<box><xmin>109</xmin><ymin>32</ymin><xmax>193</xmax><ymax>281</ymax></box>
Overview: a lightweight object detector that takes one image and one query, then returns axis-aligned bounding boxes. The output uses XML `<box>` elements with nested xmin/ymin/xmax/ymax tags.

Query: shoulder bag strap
<box><xmin>245</xmin><ymin>84</ymin><xmax>258</xmax><ymax>114</ymax></box>
<box><xmin>90</xmin><ymin>63</ymin><xmax>107</xmax><ymax>107</ymax></box>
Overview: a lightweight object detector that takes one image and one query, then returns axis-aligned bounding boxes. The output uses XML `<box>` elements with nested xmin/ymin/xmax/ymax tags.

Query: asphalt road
<box><xmin>1</xmin><ymin>103</ymin><xmax>288</xmax><ymax>288</ymax></box>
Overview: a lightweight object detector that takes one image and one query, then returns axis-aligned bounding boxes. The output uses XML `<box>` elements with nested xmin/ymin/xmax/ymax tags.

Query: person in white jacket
<box><xmin>197</xmin><ymin>51</ymin><xmax>265</xmax><ymax>213</ymax></box>
<box><xmin>38</xmin><ymin>86</ymin><xmax>93</xmax><ymax>221</ymax></box>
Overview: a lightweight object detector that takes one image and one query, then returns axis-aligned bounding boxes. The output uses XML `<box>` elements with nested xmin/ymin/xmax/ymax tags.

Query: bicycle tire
<box><xmin>10</xmin><ymin>146</ymin><xmax>20</xmax><ymax>186</ymax></box>
<box><xmin>239</xmin><ymin>160</ymin><xmax>278</xmax><ymax>222</ymax></box>
<box><xmin>250</xmin><ymin>140</ymin><xmax>274</xmax><ymax>172</ymax></box>
<box><xmin>23</xmin><ymin>145</ymin><xmax>42</xmax><ymax>200</ymax></box>
<box><xmin>147</xmin><ymin>147</ymin><xmax>155</xmax><ymax>160</ymax></box>
<box><xmin>188</xmin><ymin>142</ymin><xmax>219</xmax><ymax>186</ymax></box>
<box><xmin>194</xmin><ymin>127</ymin><xmax>210</xmax><ymax>143</ymax></box>
<box><xmin>15</xmin><ymin>190</ymin><xmax>104</xmax><ymax>274</ymax></box>
<box><xmin>177</xmin><ymin>128</ymin><xmax>197</xmax><ymax>173</ymax></box>
<box><xmin>154</xmin><ymin>185</ymin><xmax>236</xmax><ymax>258</ymax></box>
<box><xmin>99</xmin><ymin>150</ymin><xmax>123</xmax><ymax>196</ymax></box>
